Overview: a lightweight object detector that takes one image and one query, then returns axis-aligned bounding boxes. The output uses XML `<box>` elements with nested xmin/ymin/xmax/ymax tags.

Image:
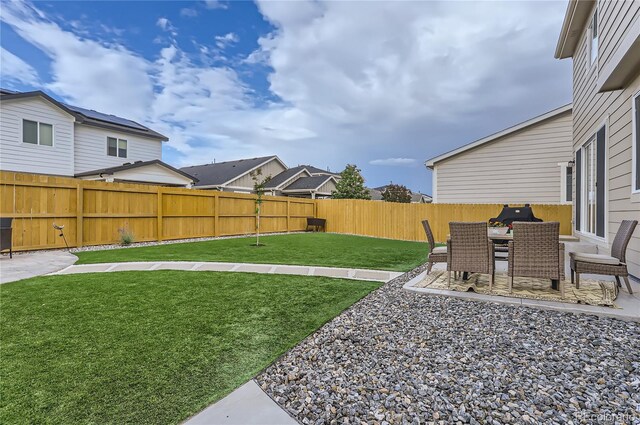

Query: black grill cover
<box><xmin>489</xmin><ymin>204</ymin><xmax>543</xmax><ymax>225</ymax></box>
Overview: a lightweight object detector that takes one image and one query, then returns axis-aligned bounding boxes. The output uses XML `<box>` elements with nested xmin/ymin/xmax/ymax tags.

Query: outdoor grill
<box><xmin>489</xmin><ymin>204</ymin><xmax>543</xmax><ymax>226</ymax></box>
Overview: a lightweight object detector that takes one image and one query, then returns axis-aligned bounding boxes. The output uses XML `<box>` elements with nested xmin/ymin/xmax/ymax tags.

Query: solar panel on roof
<box><xmin>63</xmin><ymin>104</ymin><xmax>150</xmax><ymax>131</ymax></box>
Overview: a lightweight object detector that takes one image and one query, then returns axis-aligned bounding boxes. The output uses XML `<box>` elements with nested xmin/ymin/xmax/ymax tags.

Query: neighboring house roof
<box><xmin>425</xmin><ymin>104</ymin><xmax>572</xmax><ymax>168</ymax></box>
<box><xmin>181</xmin><ymin>155</ymin><xmax>286</xmax><ymax>188</ymax></box>
<box><xmin>0</xmin><ymin>89</ymin><xmax>168</xmax><ymax>141</ymax></box>
<box><xmin>368</xmin><ymin>188</ymin><xmax>383</xmax><ymax>200</ymax></box>
<box><xmin>411</xmin><ymin>193</ymin><xmax>432</xmax><ymax>203</ymax></box>
<box><xmin>264</xmin><ymin>166</ymin><xmax>311</xmax><ymax>189</ymax></box>
<box><xmin>555</xmin><ymin>0</ymin><xmax>595</xmax><ymax>59</ymax></box>
<box><xmin>297</xmin><ymin>164</ymin><xmax>341</xmax><ymax>176</ymax></box>
<box><xmin>282</xmin><ymin>175</ymin><xmax>336</xmax><ymax>192</ymax></box>
<box><xmin>74</xmin><ymin>159</ymin><xmax>197</xmax><ymax>181</ymax></box>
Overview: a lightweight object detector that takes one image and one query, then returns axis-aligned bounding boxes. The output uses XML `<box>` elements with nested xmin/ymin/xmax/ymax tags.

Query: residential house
<box><xmin>426</xmin><ymin>104</ymin><xmax>573</xmax><ymax>204</ymax></box>
<box><xmin>180</xmin><ymin>156</ymin><xmax>288</xmax><ymax>193</ymax></box>
<box><xmin>264</xmin><ymin>165</ymin><xmax>340</xmax><ymax>198</ymax></box>
<box><xmin>0</xmin><ymin>89</ymin><xmax>195</xmax><ymax>187</ymax></box>
<box><xmin>182</xmin><ymin>157</ymin><xmax>339</xmax><ymax>198</ymax></box>
<box><xmin>555</xmin><ymin>0</ymin><xmax>640</xmax><ymax>278</ymax></box>
<box><xmin>369</xmin><ymin>186</ymin><xmax>433</xmax><ymax>203</ymax></box>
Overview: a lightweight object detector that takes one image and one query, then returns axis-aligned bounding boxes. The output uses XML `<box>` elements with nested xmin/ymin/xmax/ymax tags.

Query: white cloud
<box><xmin>369</xmin><ymin>158</ymin><xmax>417</xmax><ymax>166</ymax></box>
<box><xmin>203</xmin><ymin>0</ymin><xmax>227</xmax><ymax>10</ymax></box>
<box><xmin>156</xmin><ymin>17</ymin><xmax>177</xmax><ymax>37</ymax></box>
<box><xmin>180</xmin><ymin>8</ymin><xmax>198</xmax><ymax>18</ymax></box>
<box><xmin>0</xmin><ymin>47</ymin><xmax>40</xmax><ymax>85</ymax></box>
<box><xmin>214</xmin><ymin>32</ymin><xmax>238</xmax><ymax>49</ymax></box>
<box><xmin>0</xmin><ymin>0</ymin><xmax>572</xmax><ymax>192</ymax></box>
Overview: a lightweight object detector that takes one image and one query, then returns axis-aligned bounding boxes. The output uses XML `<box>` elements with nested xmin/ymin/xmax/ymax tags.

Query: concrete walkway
<box><xmin>51</xmin><ymin>261</ymin><xmax>402</xmax><ymax>282</ymax></box>
<box><xmin>185</xmin><ymin>381</ymin><xmax>297</xmax><ymax>425</ymax></box>
<box><xmin>0</xmin><ymin>251</ymin><xmax>78</xmax><ymax>284</ymax></box>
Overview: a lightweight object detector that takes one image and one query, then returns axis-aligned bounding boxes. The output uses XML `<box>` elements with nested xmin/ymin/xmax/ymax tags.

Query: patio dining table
<box><xmin>446</xmin><ymin>233</ymin><xmax>578</xmax><ymax>289</ymax></box>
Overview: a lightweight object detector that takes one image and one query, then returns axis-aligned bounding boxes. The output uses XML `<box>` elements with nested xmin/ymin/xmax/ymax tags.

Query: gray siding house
<box><xmin>0</xmin><ymin>89</ymin><xmax>195</xmax><ymax>187</ymax></box>
<box><xmin>182</xmin><ymin>157</ymin><xmax>339</xmax><ymax>198</ymax></box>
<box><xmin>426</xmin><ymin>104</ymin><xmax>573</xmax><ymax>204</ymax></box>
<box><xmin>555</xmin><ymin>0</ymin><xmax>640</xmax><ymax>278</ymax></box>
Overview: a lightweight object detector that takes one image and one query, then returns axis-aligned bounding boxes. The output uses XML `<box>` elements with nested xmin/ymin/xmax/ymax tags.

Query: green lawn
<box><xmin>76</xmin><ymin>233</ymin><xmax>429</xmax><ymax>272</ymax></box>
<box><xmin>0</xmin><ymin>271</ymin><xmax>380</xmax><ymax>424</ymax></box>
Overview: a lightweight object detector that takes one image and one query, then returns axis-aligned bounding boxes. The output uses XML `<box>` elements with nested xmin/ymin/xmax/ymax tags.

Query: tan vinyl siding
<box><xmin>317</xmin><ymin>179</ymin><xmax>337</xmax><ymax>194</ymax></box>
<box><xmin>433</xmin><ymin>111</ymin><xmax>573</xmax><ymax>204</ymax></box>
<box><xmin>0</xmin><ymin>98</ymin><xmax>75</xmax><ymax>176</ymax></box>
<box><xmin>571</xmin><ymin>1</ymin><xmax>640</xmax><ymax>277</ymax></box>
<box><xmin>226</xmin><ymin>158</ymin><xmax>287</xmax><ymax>189</ymax></box>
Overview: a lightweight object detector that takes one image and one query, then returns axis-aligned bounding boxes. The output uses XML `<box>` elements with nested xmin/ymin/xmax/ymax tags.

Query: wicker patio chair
<box><xmin>447</xmin><ymin>222</ymin><xmax>495</xmax><ymax>290</ymax></box>
<box><xmin>569</xmin><ymin>220</ymin><xmax>637</xmax><ymax>294</ymax></box>
<box><xmin>422</xmin><ymin>220</ymin><xmax>446</xmax><ymax>274</ymax></box>
<box><xmin>508</xmin><ymin>222</ymin><xmax>565</xmax><ymax>297</ymax></box>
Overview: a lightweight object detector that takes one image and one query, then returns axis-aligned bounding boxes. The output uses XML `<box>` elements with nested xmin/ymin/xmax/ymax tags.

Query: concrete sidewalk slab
<box><xmin>404</xmin><ymin>265</ymin><xmax>640</xmax><ymax>322</ymax></box>
<box><xmin>184</xmin><ymin>380</ymin><xmax>297</xmax><ymax>425</ymax></box>
<box><xmin>0</xmin><ymin>251</ymin><xmax>78</xmax><ymax>284</ymax></box>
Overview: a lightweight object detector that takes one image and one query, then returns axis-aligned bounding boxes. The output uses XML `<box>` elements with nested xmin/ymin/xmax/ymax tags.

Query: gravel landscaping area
<box><xmin>257</xmin><ymin>266</ymin><xmax>640</xmax><ymax>424</ymax></box>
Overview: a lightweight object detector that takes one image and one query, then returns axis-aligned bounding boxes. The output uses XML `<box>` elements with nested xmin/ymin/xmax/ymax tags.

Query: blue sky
<box><xmin>0</xmin><ymin>0</ymin><xmax>573</xmax><ymax>193</ymax></box>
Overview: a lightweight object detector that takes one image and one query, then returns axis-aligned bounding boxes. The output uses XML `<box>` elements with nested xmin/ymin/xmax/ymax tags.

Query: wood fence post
<box><xmin>76</xmin><ymin>181</ymin><xmax>84</xmax><ymax>247</ymax></box>
<box><xmin>286</xmin><ymin>199</ymin><xmax>291</xmax><ymax>232</ymax></box>
<box><xmin>214</xmin><ymin>192</ymin><xmax>220</xmax><ymax>237</ymax></box>
<box><xmin>157</xmin><ymin>187</ymin><xmax>163</xmax><ymax>242</ymax></box>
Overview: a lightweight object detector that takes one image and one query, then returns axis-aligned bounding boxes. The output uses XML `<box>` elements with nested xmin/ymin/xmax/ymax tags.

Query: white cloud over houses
<box><xmin>0</xmin><ymin>0</ymin><xmax>572</xmax><ymax>192</ymax></box>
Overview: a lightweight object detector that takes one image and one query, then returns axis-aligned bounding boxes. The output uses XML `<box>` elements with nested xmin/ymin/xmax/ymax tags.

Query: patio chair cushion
<box><xmin>432</xmin><ymin>246</ymin><xmax>447</xmax><ymax>254</ymax></box>
<box><xmin>571</xmin><ymin>252</ymin><xmax>620</xmax><ymax>265</ymax></box>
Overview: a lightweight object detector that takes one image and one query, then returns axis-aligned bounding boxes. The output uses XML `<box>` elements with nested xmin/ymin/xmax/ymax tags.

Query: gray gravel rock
<box><xmin>257</xmin><ymin>265</ymin><xmax>640</xmax><ymax>424</ymax></box>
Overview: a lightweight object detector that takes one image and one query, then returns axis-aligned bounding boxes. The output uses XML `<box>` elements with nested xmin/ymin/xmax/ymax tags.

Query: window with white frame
<box><xmin>23</xmin><ymin>119</ymin><xmax>53</xmax><ymax>146</ymax></box>
<box><xmin>589</xmin><ymin>8</ymin><xmax>598</xmax><ymax>66</ymax></box>
<box><xmin>583</xmin><ymin>137</ymin><xmax>597</xmax><ymax>233</ymax></box>
<box><xmin>559</xmin><ymin>162</ymin><xmax>573</xmax><ymax>203</ymax></box>
<box><xmin>633</xmin><ymin>92</ymin><xmax>639</xmax><ymax>192</ymax></box>
<box><xmin>107</xmin><ymin>137</ymin><xmax>127</xmax><ymax>158</ymax></box>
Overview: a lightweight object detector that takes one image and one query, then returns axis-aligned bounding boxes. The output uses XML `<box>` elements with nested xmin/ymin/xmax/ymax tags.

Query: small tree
<box><xmin>332</xmin><ymin>164</ymin><xmax>371</xmax><ymax>199</ymax></box>
<box><xmin>381</xmin><ymin>184</ymin><xmax>412</xmax><ymax>203</ymax></box>
<box><xmin>251</xmin><ymin>168</ymin><xmax>271</xmax><ymax>246</ymax></box>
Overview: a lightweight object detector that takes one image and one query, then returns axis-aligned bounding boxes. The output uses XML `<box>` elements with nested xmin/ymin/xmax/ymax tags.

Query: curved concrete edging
<box><xmin>50</xmin><ymin>261</ymin><xmax>403</xmax><ymax>282</ymax></box>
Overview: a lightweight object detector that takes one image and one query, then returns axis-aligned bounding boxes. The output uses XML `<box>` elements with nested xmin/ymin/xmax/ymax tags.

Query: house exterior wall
<box><xmin>74</xmin><ymin>125</ymin><xmax>163</xmax><ymax>174</ymax></box>
<box><xmin>570</xmin><ymin>1</ymin><xmax>640</xmax><ymax>277</ymax></box>
<box><xmin>432</xmin><ymin>110</ymin><xmax>573</xmax><ymax>204</ymax></box>
<box><xmin>0</xmin><ymin>97</ymin><xmax>75</xmax><ymax>176</ymax></box>
<box><xmin>111</xmin><ymin>164</ymin><xmax>193</xmax><ymax>186</ymax></box>
<box><xmin>226</xmin><ymin>159</ymin><xmax>287</xmax><ymax>189</ymax></box>
<box><xmin>317</xmin><ymin>179</ymin><xmax>337</xmax><ymax>194</ymax></box>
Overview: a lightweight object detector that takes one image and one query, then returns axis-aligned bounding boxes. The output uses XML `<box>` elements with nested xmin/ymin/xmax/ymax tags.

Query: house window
<box><xmin>566</xmin><ymin>166</ymin><xmax>573</xmax><ymax>202</ymax></box>
<box><xmin>589</xmin><ymin>8</ymin><xmax>598</xmax><ymax>66</ymax></box>
<box><xmin>559</xmin><ymin>162</ymin><xmax>573</xmax><ymax>203</ymax></box>
<box><xmin>107</xmin><ymin>137</ymin><xmax>127</xmax><ymax>158</ymax></box>
<box><xmin>23</xmin><ymin>119</ymin><xmax>53</xmax><ymax>146</ymax></box>
<box><xmin>577</xmin><ymin>125</ymin><xmax>606</xmax><ymax>238</ymax></box>
<box><xmin>633</xmin><ymin>92</ymin><xmax>640</xmax><ymax>192</ymax></box>
<box><xmin>584</xmin><ymin>138</ymin><xmax>597</xmax><ymax>233</ymax></box>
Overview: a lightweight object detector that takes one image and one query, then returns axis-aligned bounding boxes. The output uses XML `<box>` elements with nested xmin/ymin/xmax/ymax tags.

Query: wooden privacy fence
<box><xmin>316</xmin><ymin>199</ymin><xmax>573</xmax><ymax>243</ymax></box>
<box><xmin>0</xmin><ymin>171</ymin><xmax>315</xmax><ymax>251</ymax></box>
<box><xmin>1</xmin><ymin>171</ymin><xmax>573</xmax><ymax>251</ymax></box>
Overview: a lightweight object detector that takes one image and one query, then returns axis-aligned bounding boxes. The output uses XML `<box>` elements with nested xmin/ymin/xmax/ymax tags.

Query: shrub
<box><xmin>118</xmin><ymin>228</ymin><xmax>135</xmax><ymax>245</ymax></box>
